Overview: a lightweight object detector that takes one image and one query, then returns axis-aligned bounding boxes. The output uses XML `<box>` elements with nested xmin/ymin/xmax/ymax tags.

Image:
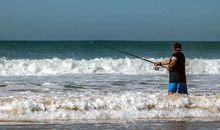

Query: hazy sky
<box><xmin>0</xmin><ymin>0</ymin><xmax>219</xmax><ymax>41</ymax></box>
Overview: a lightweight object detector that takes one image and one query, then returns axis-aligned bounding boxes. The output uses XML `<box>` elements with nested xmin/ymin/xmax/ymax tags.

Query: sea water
<box><xmin>0</xmin><ymin>41</ymin><xmax>219</xmax><ymax>129</ymax></box>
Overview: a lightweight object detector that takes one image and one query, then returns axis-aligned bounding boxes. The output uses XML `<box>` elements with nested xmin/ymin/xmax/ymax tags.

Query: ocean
<box><xmin>0</xmin><ymin>41</ymin><xmax>219</xmax><ymax>129</ymax></box>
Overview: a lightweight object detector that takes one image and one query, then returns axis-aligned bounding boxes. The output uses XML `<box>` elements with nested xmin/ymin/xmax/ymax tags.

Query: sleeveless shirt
<box><xmin>169</xmin><ymin>52</ymin><xmax>186</xmax><ymax>83</ymax></box>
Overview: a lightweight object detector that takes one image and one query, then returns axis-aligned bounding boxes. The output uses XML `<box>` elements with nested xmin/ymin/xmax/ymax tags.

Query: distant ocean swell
<box><xmin>0</xmin><ymin>57</ymin><xmax>220</xmax><ymax>76</ymax></box>
<box><xmin>0</xmin><ymin>92</ymin><xmax>219</xmax><ymax>121</ymax></box>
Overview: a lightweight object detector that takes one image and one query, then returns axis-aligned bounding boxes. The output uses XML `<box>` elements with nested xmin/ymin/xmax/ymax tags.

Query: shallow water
<box><xmin>0</xmin><ymin>120</ymin><xmax>219</xmax><ymax>130</ymax></box>
<box><xmin>0</xmin><ymin>74</ymin><xmax>219</xmax><ymax>122</ymax></box>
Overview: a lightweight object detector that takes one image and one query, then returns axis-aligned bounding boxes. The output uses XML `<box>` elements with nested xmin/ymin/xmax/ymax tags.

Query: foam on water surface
<box><xmin>0</xmin><ymin>58</ymin><xmax>220</xmax><ymax>76</ymax></box>
<box><xmin>0</xmin><ymin>92</ymin><xmax>219</xmax><ymax>121</ymax></box>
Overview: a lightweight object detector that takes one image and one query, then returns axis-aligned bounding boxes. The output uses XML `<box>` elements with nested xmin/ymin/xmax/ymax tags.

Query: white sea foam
<box><xmin>0</xmin><ymin>58</ymin><xmax>220</xmax><ymax>76</ymax></box>
<box><xmin>0</xmin><ymin>92</ymin><xmax>219</xmax><ymax>121</ymax></box>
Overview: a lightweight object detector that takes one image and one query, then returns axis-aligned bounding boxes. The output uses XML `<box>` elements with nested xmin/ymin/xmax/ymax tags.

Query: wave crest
<box><xmin>0</xmin><ymin>58</ymin><xmax>219</xmax><ymax>76</ymax></box>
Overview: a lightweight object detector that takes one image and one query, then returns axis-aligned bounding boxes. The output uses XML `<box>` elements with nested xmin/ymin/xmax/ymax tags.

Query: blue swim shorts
<box><xmin>168</xmin><ymin>83</ymin><xmax>188</xmax><ymax>94</ymax></box>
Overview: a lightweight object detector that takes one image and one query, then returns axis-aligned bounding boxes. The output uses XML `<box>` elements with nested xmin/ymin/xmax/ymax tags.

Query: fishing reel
<box><xmin>154</xmin><ymin>64</ymin><xmax>167</xmax><ymax>71</ymax></box>
<box><xmin>154</xmin><ymin>66</ymin><xmax>160</xmax><ymax>71</ymax></box>
<box><xmin>153</xmin><ymin>62</ymin><xmax>165</xmax><ymax>71</ymax></box>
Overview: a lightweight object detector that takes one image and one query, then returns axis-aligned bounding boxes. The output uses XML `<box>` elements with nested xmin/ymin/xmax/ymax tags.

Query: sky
<box><xmin>0</xmin><ymin>0</ymin><xmax>220</xmax><ymax>41</ymax></box>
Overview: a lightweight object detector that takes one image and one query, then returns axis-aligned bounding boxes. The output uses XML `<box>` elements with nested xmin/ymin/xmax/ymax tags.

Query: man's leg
<box><xmin>168</xmin><ymin>83</ymin><xmax>177</xmax><ymax>95</ymax></box>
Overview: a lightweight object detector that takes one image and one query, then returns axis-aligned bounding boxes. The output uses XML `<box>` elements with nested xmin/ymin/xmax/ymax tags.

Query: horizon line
<box><xmin>0</xmin><ymin>40</ymin><xmax>220</xmax><ymax>42</ymax></box>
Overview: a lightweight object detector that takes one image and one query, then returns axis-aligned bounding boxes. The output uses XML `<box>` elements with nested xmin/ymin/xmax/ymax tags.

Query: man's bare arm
<box><xmin>160</xmin><ymin>60</ymin><xmax>170</xmax><ymax>65</ymax></box>
<box><xmin>168</xmin><ymin>59</ymin><xmax>177</xmax><ymax>71</ymax></box>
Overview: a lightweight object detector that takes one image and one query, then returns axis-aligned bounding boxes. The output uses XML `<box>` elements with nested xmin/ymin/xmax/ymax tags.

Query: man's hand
<box><xmin>154</xmin><ymin>62</ymin><xmax>162</xmax><ymax>66</ymax></box>
<box><xmin>154</xmin><ymin>62</ymin><xmax>162</xmax><ymax>71</ymax></box>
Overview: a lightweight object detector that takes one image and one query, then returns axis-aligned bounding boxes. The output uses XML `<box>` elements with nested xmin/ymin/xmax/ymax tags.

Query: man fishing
<box><xmin>155</xmin><ymin>42</ymin><xmax>188</xmax><ymax>95</ymax></box>
<box><xmin>99</xmin><ymin>42</ymin><xmax>188</xmax><ymax>95</ymax></box>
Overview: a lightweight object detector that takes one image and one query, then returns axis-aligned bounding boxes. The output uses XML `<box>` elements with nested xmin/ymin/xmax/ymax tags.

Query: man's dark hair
<box><xmin>173</xmin><ymin>42</ymin><xmax>181</xmax><ymax>51</ymax></box>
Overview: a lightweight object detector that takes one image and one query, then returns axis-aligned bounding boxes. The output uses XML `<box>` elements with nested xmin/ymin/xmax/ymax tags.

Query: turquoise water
<box><xmin>0</xmin><ymin>41</ymin><xmax>220</xmax><ymax>59</ymax></box>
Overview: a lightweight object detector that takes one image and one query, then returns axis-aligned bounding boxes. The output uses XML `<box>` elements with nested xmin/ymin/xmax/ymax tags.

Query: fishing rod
<box><xmin>97</xmin><ymin>44</ymin><xmax>166</xmax><ymax>70</ymax></box>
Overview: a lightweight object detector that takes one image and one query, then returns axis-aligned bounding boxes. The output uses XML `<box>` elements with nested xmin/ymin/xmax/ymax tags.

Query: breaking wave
<box><xmin>0</xmin><ymin>92</ymin><xmax>219</xmax><ymax>121</ymax></box>
<box><xmin>0</xmin><ymin>57</ymin><xmax>220</xmax><ymax>76</ymax></box>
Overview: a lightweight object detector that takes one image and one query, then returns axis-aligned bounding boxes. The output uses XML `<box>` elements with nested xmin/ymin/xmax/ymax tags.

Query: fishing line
<box><xmin>96</xmin><ymin>44</ymin><xmax>166</xmax><ymax>70</ymax></box>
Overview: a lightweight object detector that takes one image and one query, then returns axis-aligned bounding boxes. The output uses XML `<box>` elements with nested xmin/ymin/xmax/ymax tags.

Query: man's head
<box><xmin>172</xmin><ymin>42</ymin><xmax>182</xmax><ymax>52</ymax></box>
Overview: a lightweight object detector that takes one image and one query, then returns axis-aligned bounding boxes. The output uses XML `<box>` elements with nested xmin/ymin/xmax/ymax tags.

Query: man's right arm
<box><xmin>155</xmin><ymin>60</ymin><xmax>170</xmax><ymax>66</ymax></box>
